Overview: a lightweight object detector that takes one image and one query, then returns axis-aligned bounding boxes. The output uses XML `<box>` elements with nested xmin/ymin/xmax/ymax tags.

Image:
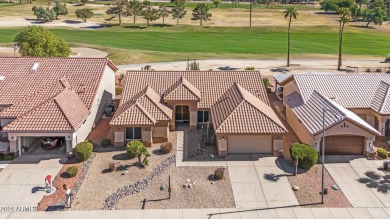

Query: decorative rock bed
<box><xmin>103</xmin><ymin>155</ymin><xmax>176</xmax><ymax>210</ymax></box>
<box><xmin>45</xmin><ymin>153</ymin><xmax>96</xmax><ymax>211</ymax></box>
<box><xmin>187</xmin><ymin>128</ymin><xmax>215</xmax><ymax>158</ymax></box>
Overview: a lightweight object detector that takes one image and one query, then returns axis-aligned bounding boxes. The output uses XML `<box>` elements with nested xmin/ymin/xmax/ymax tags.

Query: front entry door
<box><xmin>175</xmin><ymin>105</ymin><xmax>189</xmax><ymax>122</ymax></box>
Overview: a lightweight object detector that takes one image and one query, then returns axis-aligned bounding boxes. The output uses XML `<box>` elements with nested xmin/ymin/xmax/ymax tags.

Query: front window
<box><xmin>125</xmin><ymin>127</ymin><xmax>142</xmax><ymax>140</ymax></box>
<box><xmin>197</xmin><ymin>111</ymin><xmax>209</xmax><ymax>123</ymax></box>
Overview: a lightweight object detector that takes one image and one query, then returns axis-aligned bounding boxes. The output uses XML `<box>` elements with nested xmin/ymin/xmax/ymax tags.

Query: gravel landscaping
<box><xmin>176</xmin><ymin>124</ymin><xmax>223</xmax><ymax>161</ymax></box>
<box><xmin>279</xmin><ymin>159</ymin><xmax>352</xmax><ymax>208</ymax></box>
<box><xmin>71</xmin><ymin>132</ymin><xmax>177</xmax><ymax>210</ymax></box>
<box><xmin>115</xmin><ymin>165</ymin><xmax>235</xmax><ymax>209</ymax></box>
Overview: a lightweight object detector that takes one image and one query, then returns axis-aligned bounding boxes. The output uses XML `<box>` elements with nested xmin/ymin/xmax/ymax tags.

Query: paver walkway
<box><xmin>3</xmin><ymin>207</ymin><xmax>390</xmax><ymax>219</ymax></box>
<box><xmin>0</xmin><ymin>155</ymin><xmax>65</xmax><ymax>210</ymax></box>
<box><xmin>326</xmin><ymin>156</ymin><xmax>390</xmax><ymax>208</ymax></box>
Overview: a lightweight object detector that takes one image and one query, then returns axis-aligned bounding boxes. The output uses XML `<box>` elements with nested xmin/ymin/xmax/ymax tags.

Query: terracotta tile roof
<box><xmin>0</xmin><ymin>57</ymin><xmax>117</xmax><ymax>132</ymax></box>
<box><xmin>4</xmin><ymin>88</ymin><xmax>89</xmax><ymax>132</ymax></box>
<box><xmin>286</xmin><ymin>74</ymin><xmax>390</xmax><ymax>112</ymax></box>
<box><xmin>110</xmin><ymin>86</ymin><xmax>171</xmax><ymax>126</ymax></box>
<box><xmin>115</xmin><ymin>71</ymin><xmax>285</xmax><ymax>134</ymax></box>
<box><xmin>0</xmin><ymin>57</ymin><xmax>117</xmax><ymax>110</ymax></box>
<box><xmin>211</xmin><ymin>83</ymin><xmax>287</xmax><ymax>134</ymax></box>
<box><xmin>120</xmin><ymin>71</ymin><xmax>269</xmax><ymax>110</ymax></box>
<box><xmin>164</xmin><ymin>77</ymin><xmax>201</xmax><ymax>101</ymax></box>
<box><xmin>54</xmin><ymin>89</ymin><xmax>90</xmax><ymax>130</ymax></box>
<box><xmin>284</xmin><ymin>91</ymin><xmax>380</xmax><ymax>136</ymax></box>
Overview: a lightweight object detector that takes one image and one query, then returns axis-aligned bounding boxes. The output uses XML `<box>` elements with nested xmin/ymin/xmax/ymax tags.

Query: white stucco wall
<box><xmin>75</xmin><ymin>66</ymin><xmax>116</xmax><ymax>147</ymax></box>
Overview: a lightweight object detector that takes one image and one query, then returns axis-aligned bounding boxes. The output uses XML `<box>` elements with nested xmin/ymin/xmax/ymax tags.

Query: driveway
<box><xmin>325</xmin><ymin>156</ymin><xmax>390</xmax><ymax>207</ymax></box>
<box><xmin>228</xmin><ymin>157</ymin><xmax>299</xmax><ymax>208</ymax></box>
<box><xmin>0</xmin><ymin>155</ymin><xmax>65</xmax><ymax>211</ymax></box>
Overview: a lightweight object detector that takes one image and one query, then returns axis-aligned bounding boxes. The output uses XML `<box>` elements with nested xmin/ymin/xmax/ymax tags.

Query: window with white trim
<box><xmin>125</xmin><ymin>127</ymin><xmax>142</xmax><ymax>140</ymax></box>
<box><xmin>197</xmin><ymin>111</ymin><xmax>209</xmax><ymax>123</ymax></box>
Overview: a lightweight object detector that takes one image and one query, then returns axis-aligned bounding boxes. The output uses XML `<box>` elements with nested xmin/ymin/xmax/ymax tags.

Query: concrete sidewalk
<box><xmin>2</xmin><ymin>207</ymin><xmax>390</xmax><ymax>219</ymax></box>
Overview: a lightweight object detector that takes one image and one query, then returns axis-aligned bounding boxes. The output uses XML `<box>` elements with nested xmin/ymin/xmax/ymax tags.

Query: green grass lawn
<box><xmin>0</xmin><ymin>25</ymin><xmax>389</xmax><ymax>63</ymax></box>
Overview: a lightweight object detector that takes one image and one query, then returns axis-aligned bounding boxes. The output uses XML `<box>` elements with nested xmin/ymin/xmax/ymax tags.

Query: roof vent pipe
<box><xmin>31</xmin><ymin>63</ymin><xmax>39</xmax><ymax>71</ymax></box>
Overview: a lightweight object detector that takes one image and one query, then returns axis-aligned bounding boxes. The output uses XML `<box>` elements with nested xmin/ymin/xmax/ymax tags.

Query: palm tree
<box><xmin>337</xmin><ymin>8</ymin><xmax>351</xmax><ymax>70</ymax></box>
<box><xmin>284</xmin><ymin>6</ymin><xmax>298</xmax><ymax>67</ymax></box>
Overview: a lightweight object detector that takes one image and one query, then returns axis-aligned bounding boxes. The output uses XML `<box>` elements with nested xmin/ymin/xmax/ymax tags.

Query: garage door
<box><xmin>322</xmin><ymin>135</ymin><xmax>364</xmax><ymax>155</ymax></box>
<box><xmin>228</xmin><ymin>135</ymin><xmax>272</xmax><ymax>153</ymax></box>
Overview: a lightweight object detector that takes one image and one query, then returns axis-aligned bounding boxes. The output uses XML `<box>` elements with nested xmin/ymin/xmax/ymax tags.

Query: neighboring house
<box><xmin>280</xmin><ymin>74</ymin><xmax>389</xmax><ymax>155</ymax></box>
<box><xmin>0</xmin><ymin>57</ymin><xmax>117</xmax><ymax>156</ymax></box>
<box><xmin>110</xmin><ymin>71</ymin><xmax>287</xmax><ymax>157</ymax></box>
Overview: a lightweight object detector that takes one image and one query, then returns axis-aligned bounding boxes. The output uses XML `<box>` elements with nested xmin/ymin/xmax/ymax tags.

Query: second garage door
<box><xmin>228</xmin><ymin>135</ymin><xmax>272</xmax><ymax>153</ymax></box>
<box><xmin>323</xmin><ymin>135</ymin><xmax>364</xmax><ymax>155</ymax></box>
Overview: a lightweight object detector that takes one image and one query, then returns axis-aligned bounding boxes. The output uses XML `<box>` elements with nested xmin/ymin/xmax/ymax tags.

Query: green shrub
<box><xmin>101</xmin><ymin>138</ymin><xmax>111</xmax><ymax>147</ymax></box>
<box><xmin>3</xmin><ymin>153</ymin><xmax>14</xmax><ymax>161</ymax></box>
<box><xmin>290</xmin><ymin>143</ymin><xmax>318</xmax><ymax>170</ymax></box>
<box><xmin>245</xmin><ymin>66</ymin><xmax>255</xmax><ymax>70</ymax></box>
<box><xmin>377</xmin><ymin>148</ymin><xmax>388</xmax><ymax>159</ymax></box>
<box><xmin>73</xmin><ymin>140</ymin><xmax>93</xmax><ymax>161</ymax></box>
<box><xmin>66</xmin><ymin>166</ymin><xmax>78</xmax><ymax>178</ymax></box>
<box><xmin>387</xmin><ymin>141</ymin><xmax>390</xmax><ymax>148</ymax></box>
<box><xmin>160</xmin><ymin>142</ymin><xmax>173</xmax><ymax>154</ymax></box>
<box><xmin>214</xmin><ymin>168</ymin><xmax>226</xmax><ymax>180</ymax></box>
<box><xmin>126</xmin><ymin>140</ymin><xmax>144</xmax><ymax>158</ymax></box>
<box><xmin>0</xmin><ymin>153</ymin><xmax>4</xmax><ymax>160</ymax></box>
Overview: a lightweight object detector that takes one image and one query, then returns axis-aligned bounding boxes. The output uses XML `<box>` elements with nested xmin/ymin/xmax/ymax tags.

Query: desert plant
<box><xmin>101</xmin><ymin>138</ymin><xmax>111</xmax><ymax>147</ymax></box>
<box><xmin>377</xmin><ymin>148</ymin><xmax>388</xmax><ymax>159</ymax></box>
<box><xmin>160</xmin><ymin>142</ymin><xmax>173</xmax><ymax>154</ymax></box>
<box><xmin>214</xmin><ymin>167</ymin><xmax>226</xmax><ymax>180</ymax></box>
<box><xmin>245</xmin><ymin>66</ymin><xmax>255</xmax><ymax>70</ymax></box>
<box><xmin>290</xmin><ymin>143</ymin><xmax>318</xmax><ymax>170</ymax></box>
<box><xmin>387</xmin><ymin>141</ymin><xmax>390</xmax><ymax>148</ymax></box>
<box><xmin>73</xmin><ymin>140</ymin><xmax>93</xmax><ymax>161</ymax></box>
<box><xmin>66</xmin><ymin>166</ymin><xmax>78</xmax><ymax>177</ymax></box>
<box><xmin>126</xmin><ymin>140</ymin><xmax>150</xmax><ymax>166</ymax></box>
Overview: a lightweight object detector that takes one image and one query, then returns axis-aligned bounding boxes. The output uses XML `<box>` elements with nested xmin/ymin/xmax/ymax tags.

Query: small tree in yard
<box><xmin>171</xmin><ymin>0</ymin><xmax>186</xmax><ymax>26</ymax></box>
<box><xmin>158</xmin><ymin>5</ymin><xmax>170</xmax><ymax>24</ymax></box>
<box><xmin>191</xmin><ymin>3</ymin><xmax>212</xmax><ymax>26</ymax></box>
<box><xmin>75</xmin><ymin>8</ymin><xmax>94</xmax><ymax>22</ymax></box>
<box><xmin>290</xmin><ymin>143</ymin><xmax>318</xmax><ymax>173</ymax></box>
<box><xmin>53</xmin><ymin>1</ymin><xmax>68</xmax><ymax>19</ymax></box>
<box><xmin>127</xmin><ymin>0</ymin><xmax>143</xmax><ymax>23</ymax></box>
<box><xmin>15</xmin><ymin>26</ymin><xmax>71</xmax><ymax>57</ymax></box>
<box><xmin>142</xmin><ymin>1</ymin><xmax>160</xmax><ymax>27</ymax></box>
<box><xmin>126</xmin><ymin>140</ymin><xmax>151</xmax><ymax>167</ymax></box>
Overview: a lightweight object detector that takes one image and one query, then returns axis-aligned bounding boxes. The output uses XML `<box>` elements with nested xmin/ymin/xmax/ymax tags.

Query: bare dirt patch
<box><xmin>280</xmin><ymin>160</ymin><xmax>352</xmax><ymax>208</ymax></box>
<box><xmin>115</xmin><ymin>165</ymin><xmax>235</xmax><ymax>209</ymax></box>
